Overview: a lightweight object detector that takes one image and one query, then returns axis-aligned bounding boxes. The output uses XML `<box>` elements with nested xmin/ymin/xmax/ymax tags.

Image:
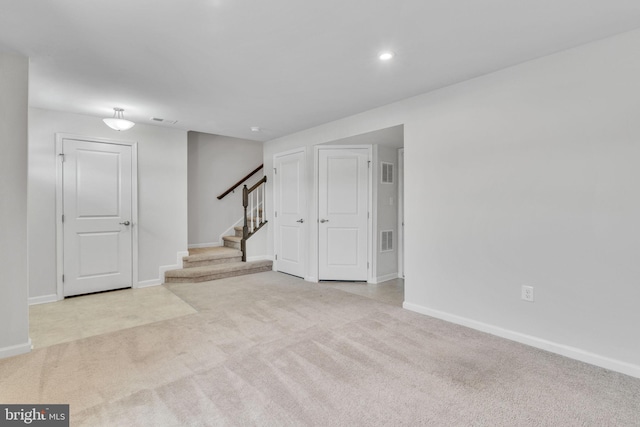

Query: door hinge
<box><xmin>59</xmin><ymin>153</ymin><xmax>65</xmax><ymax>162</ymax></box>
<box><xmin>274</xmin><ymin>168</ymin><xmax>277</xmax><ymax>174</ymax></box>
<box><xmin>61</xmin><ymin>214</ymin><xmax>64</xmax><ymax>223</ymax></box>
<box><xmin>367</xmin><ymin>262</ymin><xmax>369</xmax><ymax>269</ymax></box>
<box><xmin>367</xmin><ymin>212</ymin><xmax>370</xmax><ymax>219</ymax></box>
<box><xmin>62</xmin><ymin>274</ymin><xmax>65</xmax><ymax>283</ymax></box>
<box><xmin>275</xmin><ymin>254</ymin><xmax>278</xmax><ymax>260</ymax></box>
<box><xmin>275</xmin><ymin>211</ymin><xmax>278</xmax><ymax>218</ymax></box>
<box><xmin>368</xmin><ymin>161</ymin><xmax>371</xmax><ymax>168</ymax></box>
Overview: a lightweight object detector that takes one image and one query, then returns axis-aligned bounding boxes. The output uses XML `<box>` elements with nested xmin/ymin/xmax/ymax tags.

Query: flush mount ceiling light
<box><xmin>250</xmin><ymin>126</ymin><xmax>261</xmax><ymax>132</ymax></box>
<box><xmin>103</xmin><ymin>108</ymin><xmax>135</xmax><ymax>131</ymax></box>
<box><xmin>379</xmin><ymin>51</ymin><xmax>395</xmax><ymax>61</ymax></box>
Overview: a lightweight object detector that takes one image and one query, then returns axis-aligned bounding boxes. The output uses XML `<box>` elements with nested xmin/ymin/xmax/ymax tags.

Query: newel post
<box><xmin>241</xmin><ymin>185</ymin><xmax>248</xmax><ymax>262</ymax></box>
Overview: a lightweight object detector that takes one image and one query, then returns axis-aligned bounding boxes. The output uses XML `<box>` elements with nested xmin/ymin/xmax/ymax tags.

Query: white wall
<box><xmin>375</xmin><ymin>145</ymin><xmax>398</xmax><ymax>280</ymax></box>
<box><xmin>264</xmin><ymin>29</ymin><xmax>640</xmax><ymax>377</ymax></box>
<box><xmin>29</xmin><ymin>108</ymin><xmax>188</xmax><ymax>298</ymax></box>
<box><xmin>187</xmin><ymin>132</ymin><xmax>264</xmax><ymax>247</ymax></box>
<box><xmin>0</xmin><ymin>51</ymin><xmax>30</xmax><ymax>358</ymax></box>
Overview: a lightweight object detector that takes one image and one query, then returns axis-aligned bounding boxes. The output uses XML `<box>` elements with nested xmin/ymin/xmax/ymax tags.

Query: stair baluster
<box><xmin>241</xmin><ymin>176</ymin><xmax>268</xmax><ymax>262</ymax></box>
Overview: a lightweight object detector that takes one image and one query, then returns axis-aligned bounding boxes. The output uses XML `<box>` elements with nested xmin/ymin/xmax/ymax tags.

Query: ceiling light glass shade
<box><xmin>103</xmin><ymin>108</ymin><xmax>135</xmax><ymax>131</ymax></box>
<box><xmin>379</xmin><ymin>51</ymin><xmax>394</xmax><ymax>61</ymax></box>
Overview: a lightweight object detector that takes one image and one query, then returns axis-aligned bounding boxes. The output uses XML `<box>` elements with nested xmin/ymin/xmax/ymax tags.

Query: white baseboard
<box><xmin>0</xmin><ymin>339</ymin><xmax>32</xmax><ymax>359</ymax></box>
<box><xmin>136</xmin><ymin>250</ymin><xmax>189</xmax><ymax>288</ymax></box>
<box><xmin>137</xmin><ymin>279</ymin><xmax>162</xmax><ymax>288</ymax></box>
<box><xmin>403</xmin><ymin>302</ymin><xmax>640</xmax><ymax>380</ymax></box>
<box><xmin>246</xmin><ymin>255</ymin><xmax>273</xmax><ymax>262</ymax></box>
<box><xmin>305</xmin><ymin>276</ymin><xmax>319</xmax><ymax>283</ymax></box>
<box><xmin>188</xmin><ymin>242</ymin><xmax>222</xmax><ymax>249</ymax></box>
<box><xmin>28</xmin><ymin>294</ymin><xmax>59</xmax><ymax>306</ymax></box>
<box><xmin>369</xmin><ymin>272</ymin><xmax>399</xmax><ymax>284</ymax></box>
<box><xmin>159</xmin><ymin>250</ymin><xmax>189</xmax><ymax>284</ymax></box>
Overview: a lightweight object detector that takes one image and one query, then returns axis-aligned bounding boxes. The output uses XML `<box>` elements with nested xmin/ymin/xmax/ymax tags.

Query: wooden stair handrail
<box><xmin>217</xmin><ymin>164</ymin><xmax>264</xmax><ymax>200</ymax></box>
<box><xmin>246</xmin><ymin>176</ymin><xmax>267</xmax><ymax>194</ymax></box>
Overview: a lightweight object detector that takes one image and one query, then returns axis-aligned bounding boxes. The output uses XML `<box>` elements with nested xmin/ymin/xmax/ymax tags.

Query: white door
<box><xmin>62</xmin><ymin>139</ymin><xmax>133</xmax><ymax>297</ymax></box>
<box><xmin>274</xmin><ymin>150</ymin><xmax>306</xmax><ymax>278</ymax></box>
<box><xmin>318</xmin><ymin>148</ymin><xmax>369</xmax><ymax>281</ymax></box>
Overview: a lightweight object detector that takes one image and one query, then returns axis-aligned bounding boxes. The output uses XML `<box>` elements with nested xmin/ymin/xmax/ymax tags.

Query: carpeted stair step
<box><xmin>164</xmin><ymin>260</ymin><xmax>273</xmax><ymax>283</ymax></box>
<box><xmin>222</xmin><ymin>235</ymin><xmax>241</xmax><ymax>249</ymax></box>
<box><xmin>182</xmin><ymin>246</ymin><xmax>242</xmax><ymax>268</ymax></box>
<box><xmin>234</xmin><ymin>226</ymin><xmax>243</xmax><ymax>237</ymax></box>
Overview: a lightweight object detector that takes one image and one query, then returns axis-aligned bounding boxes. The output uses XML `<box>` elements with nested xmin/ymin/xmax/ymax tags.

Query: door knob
<box><xmin>319</xmin><ymin>219</ymin><xmax>329</xmax><ymax>223</ymax></box>
<box><xmin>296</xmin><ymin>219</ymin><xmax>304</xmax><ymax>223</ymax></box>
<box><xmin>119</xmin><ymin>221</ymin><xmax>131</xmax><ymax>226</ymax></box>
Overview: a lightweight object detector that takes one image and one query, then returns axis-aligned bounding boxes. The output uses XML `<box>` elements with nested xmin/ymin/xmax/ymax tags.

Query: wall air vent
<box><xmin>150</xmin><ymin>117</ymin><xmax>178</xmax><ymax>125</ymax></box>
<box><xmin>381</xmin><ymin>230</ymin><xmax>394</xmax><ymax>252</ymax></box>
<box><xmin>381</xmin><ymin>162</ymin><xmax>394</xmax><ymax>183</ymax></box>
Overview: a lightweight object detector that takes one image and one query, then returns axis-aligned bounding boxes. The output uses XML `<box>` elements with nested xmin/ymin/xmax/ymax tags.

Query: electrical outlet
<box><xmin>521</xmin><ymin>285</ymin><xmax>534</xmax><ymax>302</ymax></box>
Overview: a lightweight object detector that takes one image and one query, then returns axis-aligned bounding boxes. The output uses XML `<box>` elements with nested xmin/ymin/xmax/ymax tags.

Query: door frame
<box><xmin>55</xmin><ymin>133</ymin><xmax>139</xmax><ymax>300</ymax></box>
<box><xmin>397</xmin><ymin>148</ymin><xmax>405</xmax><ymax>278</ymax></box>
<box><xmin>313</xmin><ymin>145</ymin><xmax>373</xmax><ymax>283</ymax></box>
<box><xmin>272</xmin><ymin>147</ymin><xmax>307</xmax><ymax>278</ymax></box>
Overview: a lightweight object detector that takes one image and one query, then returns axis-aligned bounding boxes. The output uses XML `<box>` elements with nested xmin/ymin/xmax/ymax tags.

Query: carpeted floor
<box><xmin>1</xmin><ymin>271</ymin><xmax>639</xmax><ymax>426</ymax></box>
<box><xmin>29</xmin><ymin>285</ymin><xmax>197</xmax><ymax>348</ymax></box>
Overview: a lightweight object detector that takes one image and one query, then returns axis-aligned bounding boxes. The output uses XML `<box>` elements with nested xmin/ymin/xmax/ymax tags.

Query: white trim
<box><xmin>56</xmin><ymin>137</ymin><xmax>63</xmax><ymax>299</ymax></box>
<box><xmin>403</xmin><ymin>302</ymin><xmax>640</xmax><ymax>380</ymax></box>
<box><xmin>0</xmin><ymin>339</ymin><xmax>32</xmax><ymax>359</ymax></box>
<box><xmin>136</xmin><ymin>279</ymin><xmax>162</xmax><ymax>288</ymax></box>
<box><xmin>305</xmin><ymin>276</ymin><xmax>319</xmax><ymax>283</ymax></box>
<box><xmin>367</xmin><ymin>147</ymin><xmax>374</xmax><ymax>283</ymax></box>
<box><xmin>55</xmin><ymin>134</ymin><xmax>139</xmax><ymax>299</ymax></box>
<box><xmin>131</xmin><ymin>144</ymin><xmax>139</xmax><ymax>286</ymax></box>
<box><xmin>370</xmin><ymin>146</ymin><xmax>377</xmax><ymax>283</ymax></box>
<box><xmin>188</xmin><ymin>242</ymin><xmax>222</xmax><ymax>249</ymax></box>
<box><xmin>246</xmin><ymin>255</ymin><xmax>273</xmax><ymax>262</ymax></box>
<box><xmin>311</xmin><ymin>147</ymin><xmax>320</xmax><ymax>281</ymax></box>
<box><xmin>397</xmin><ymin>148</ymin><xmax>404</xmax><ymax>279</ymax></box>
<box><xmin>370</xmin><ymin>272</ymin><xmax>399</xmax><ymax>284</ymax></box>
<box><xmin>28</xmin><ymin>294</ymin><xmax>58</xmax><ymax>306</ymax></box>
<box><xmin>156</xmin><ymin>250</ymin><xmax>189</xmax><ymax>285</ymax></box>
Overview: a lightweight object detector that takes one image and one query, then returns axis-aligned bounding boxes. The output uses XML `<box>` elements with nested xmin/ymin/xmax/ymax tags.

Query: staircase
<box><xmin>164</xmin><ymin>232</ymin><xmax>272</xmax><ymax>283</ymax></box>
<box><xmin>164</xmin><ymin>166</ymin><xmax>270</xmax><ymax>284</ymax></box>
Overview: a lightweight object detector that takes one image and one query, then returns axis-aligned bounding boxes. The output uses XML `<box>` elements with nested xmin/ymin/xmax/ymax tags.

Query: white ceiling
<box><xmin>1</xmin><ymin>1</ymin><xmax>640</xmax><ymax>141</ymax></box>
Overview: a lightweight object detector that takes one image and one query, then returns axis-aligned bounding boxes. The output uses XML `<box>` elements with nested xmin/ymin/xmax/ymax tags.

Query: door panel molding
<box><xmin>55</xmin><ymin>134</ymin><xmax>138</xmax><ymax>300</ymax></box>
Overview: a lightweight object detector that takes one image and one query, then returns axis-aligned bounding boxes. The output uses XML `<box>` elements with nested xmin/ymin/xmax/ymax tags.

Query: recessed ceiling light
<box><xmin>379</xmin><ymin>51</ymin><xmax>395</xmax><ymax>61</ymax></box>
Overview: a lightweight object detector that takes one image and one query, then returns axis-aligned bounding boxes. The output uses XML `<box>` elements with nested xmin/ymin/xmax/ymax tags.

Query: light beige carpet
<box><xmin>1</xmin><ymin>271</ymin><xmax>639</xmax><ymax>426</ymax></box>
<box><xmin>29</xmin><ymin>285</ymin><xmax>197</xmax><ymax>348</ymax></box>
